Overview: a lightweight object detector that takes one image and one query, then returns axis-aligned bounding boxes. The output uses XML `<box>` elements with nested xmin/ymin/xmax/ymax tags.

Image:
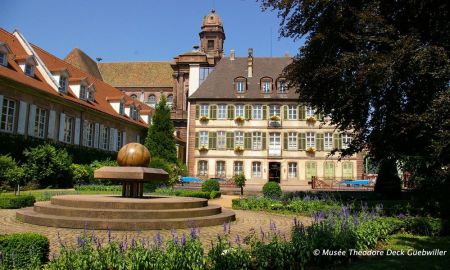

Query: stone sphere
<box><xmin>117</xmin><ymin>143</ymin><xmax>151</xmax><ymax>167</ymax></box>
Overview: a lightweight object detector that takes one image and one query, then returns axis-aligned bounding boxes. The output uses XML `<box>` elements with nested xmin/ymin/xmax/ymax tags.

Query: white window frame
<box><xmin>269</xmin><ymin>105</ymin><xmax>281</xmax><ymax>117</ymax></box>
<box><xmin>252</xmin><ymin>104</ymin><xmax>262</xmax><ymax>120</ymax></box>
<box><xmin>63</xmin><ymin>116</ymin><xmax>74</xmax><ymax>144</ymax></box>
<box><xmin>235</xmin><ymin>104</ymin><xmax>244</xmax><ymax>117</ymax></box>
<box><xmin>217</xmin><ymin>131</ymin><xmax>226</xmax><ymax>150</ymax></box>
<box><xmin>34</xmin><ymin>107</ymin><xmax>47</xmax><ymax>138</ymax></box>
<box><xmin>279</xmin><ymin>79</ymin><xmax>287</xmax><ymax>93</ymax></box>
<box><xmin>324</xmin><ymin>132</ymin><xmax>333</xmax><ymax>150</ymax></box>
<box><xmin>288</xmin><ymin>162</ymin><xmax>297</xmax><ymax>178</ymax></box>
<box><xmin>200</xmin><ymin>104</ymin><xmax>209</xmax><ymax>117</ymax></box>
<box><xmin>306</xmin><ymin>132</ymin><xmax>315</xmax><ymax>148</ymax></box>
<box><xmin>198</xmin><ymin>160</ymin><xmax>208</xmax><ymax>176</ymax></box>
<box><xmin>216</xmin><ymin>161</ymin><xmax>226</xmax><ymax>177</ymax></box>
<box><xmin>0</xmin><ymin>53</ymin><xmax>6</xmax><ymax>66</ymax></box>
<box><xmin>233</xmin><ymin>161</ymin><xmax>243</xmax><ymax>175</ymax></box>
<box><xmin>25</xmin><ymin>64</ymin><xmax>35</xmax><ymax>77</ymax></box>
<box><xmin>252</xmin><ymin>132</ymin><xmax>262</xmax><ymax>150</ymax></box>
<box><xmin>262</xmin><ymin>81</ymin><xmax>271</xmax><ymax>93</ymax></box>
<box><xmin>59</xmin><ymin>75</ymin><xmax>67</xmax><ymax>93</ymax></box>
<box><xmin>252</xmin><ymin>162</ymin><xmax>262</xmax><ymax>177</ymax></box>
<box><xmin>236</xmin><ymin>80</ymin><xmax>245</xmax><ymax>93</ymax></box>
<box><xmin>234</xmin><ymin>131</ymin><xmax>244</xmax><ymax>146</ymax></box>
<box><xmin>167</xmin><ymin>95</ymin><xmax>173</xmax><ymax>108</ymax></box>
<box><xmin>79</xmin><ymin>85</ymin><xmax>87</xmax><ymax>100</ymax></box>
<box><xmin>148</xmin><ymin>95</ymin><xmax>156</xmax><ymax>108</ymax></box>
<box><xmin>217</xmin><ymin>104</ymin><xmax>227</xmax><ymax>119</ymax></box>
<box><xmin>119</xmin><ymin>102</ymin><xmax>125</xmax><ymax>115</ymax></box>
<box><xmin>199</xmin><ymin>131</ymin><xmax>208</xmax><ymax>147</ymax></box>
<box><xmin>288</xmin><ymin>105</ymin><xmax>297</xmax><ymax>120</ymax></box>
<box><xmin>100</xmin><ymin>126</ymin><xmax>109</xmax><ymax>150</ymax></box>
<box><xmin>306</xmin><ymin>106</ymin><xmax>315</xmax><ymax>118</ymax></box>
<box><xmin>342</xmin><ymin>134</ymin><xmax>352</xmax><ymax>149</ymax></box>
<box><xmin>85</xmin><ymin>122</ymin><xmax>95</xmax><ymax>147</ymax></box>
<box><xmin>0</xmin><ymin>98</ymin><xmax>16</xmax><ymax>133</ymax></box>
<box><xmin>288</xmin><ymin>132</ymin><xmax>297</xmax><ymax>150</ymax></box>
<box><xmin>117</xmin><ymin>130</ymin><xmax>123</xmax><ymax>150</ymax></box>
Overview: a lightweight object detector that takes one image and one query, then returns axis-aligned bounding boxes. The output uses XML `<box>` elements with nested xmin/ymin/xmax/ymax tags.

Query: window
<box><xmin>288</xmin><ymin>132</ymin><xmax>297</xmax><ymax>150</ymax></box>
<box><xmin>200</xmin><ymin>67</ymin><xmax>214</xmax><ymax>85</ymax></box>
<box><xmin>217</xmin><ymin>131</ymin><xmax>226</xmax><ymax>150</ymax></box>
<box><xmin>217</xmin><ymin>104</ymin><xmax>227</xmax><ymax>119</ymax></box>
<box><xmin>269</xmin><ymin>105</ymin><xmax>280</xmax><ymax>117</ymax></box>
<box><xmin>117</xmin><ymin>131</ymin><xmax>123</xmax><ymax>150</ymax></box>
<box><xmin>130</xmin><ymin>94</ymin><xmax>137</xmax><ymax>100</ymax></box>
<box><xmin>262</xmin><ymin>80</ymin><xmax>271</xmax><ymax>93</ymax></box>
<box><xmin>131</xmin><ymin>107</ymin><xmax>140</xmax><ymax>121</ymax></box>
<box><xmin>200</xmin><ymin>104</ymin><xmax>209</xmax><ymax>117</ymax></box>
<box><xmin>25</xmin><ymin>64</ymin><xmax>34</xmax><ymax>77</ymax></box>
<box><xmin>324</xmin><ymin>161</ymin><xmax>335</xmax><ymax>179</ymax></box>
<box><xmin>59</xmin><ymin>75</ymin><xmax>67</xmax><ymax>93</ymax></box>
<box><xmin>252</xmin><ymin>162</ymin><xmax>262</xmax><ymax>177</ymax></box>
<box><xmin>167</xmin><ymin>95</ymin><xmax>173</xmax><ymax>108</ymax></box>
<box><xmin>234</xmin><ymin>131</ymin><xmax>244</xmax><ymax>146</ymax></box>
<box><xmin>199</xmin><ymin>131</ymin><xmax>208</xmax><ymax>147</ymax></box>
<box><xmin>305</xmin><ymin>161</ymin><xmax>317</xmax><ymax>180</ymax></box>
<box><xmin>324</xmin><ymin>133</ymin><xmax>333</xmax><ymax>150</ymax></box>
<box><xmin>251</xmin><ymin>105</ymin><xmax>261</xmax><ymax>120</ymax></box>
<box><xmin>216</xmin><ymin>161</ymin><xmax>226</xmax><ymax>177</ymax></box>
<box><xmin>306</xmin><ymin>132</ymin><xmax>315</xmax><ymax>148</ymax></box>
<box><xmin>288</xmin><ymin>162</ymin><xmax>297</xmax><ymax>178</ymax></box>
<box><xmin>235</xmin><ymin>104</ymin><xmax>244</xmax><ymax>117</ymax></box>
<box><xmin>234</xmin><ymin>161</ymin><xmax>243</xmax><ymax>176</ymax></box>
<box><xmin>342</xmin><ymin>162</ymin><xmax>354</xmax><ymax>178</ymax></box>
<box><xmin>80</xmin><ymin>85</ymin><xmax>87</xmax><ymax>100</ymax></box>
<box><xmin>119</xmin><ymin>101</ymin><xmax>125</xmax><ymax>115</ymax></box>
<box><xmin>34</xmin><ymin>107</ymin><xmax>47</xmax><ymax>138</ymax></box>
<box><xmin>252</xmin><ymin>132</ymin><xmax>262</xmax><ymax>150</ymax></box>
<box><xmin>100</xmin><ymin>126</ymin><xmax>109</xmax><ymax>150</ymax></box>
<box><xmin>198</xmin><ymin>160</ymin><xmax>208</xmax><ymax>176</ymax></box>
<box><xmin>279</xmin><ymin>79</ymin><xmax>287</xmax><ymax>93</ymax></box>
<box><xmin>148</xmin><ymin>95</ymin><xmax>156</xmax><ymax>108</ymax></box>
<box><xmin>207</xmin><ymin>40</ymin><xmax>214</xmax><ymax>49</ymax></box>
<box><xmin>0</xmin><ymin>53</ymin><xmax>6</xmax><ymax>66</ymax></box>
<box><xmin>0</xmin><ymin>98</ymin><xmax>16</xmax><ymax>132</ymax></box>
<box><xmin>63</xmin><ymin>116</ymin><xmax>74</xmax><ymax>143</ymax></box>
<box><xmin>236</xmin><ymin>80</ymin><xmax>246</xmax><ymax>93</ymax></box>
<box><xmin>342</xmin><ymin>134</ymin><xmax>352</xmax><ymax>149</ymax></box>
<box><xmin>87</xmin><ymin>87</ymin><xmax>95</xmax><ymax>101</ymax></box>
<box><xmin>306</xmin><ymin>106</ymin><xmax>314</xmax><ymax>118</ymax></box>
<box><xmin>288</xmin><ymin>105</ymin><xmax>297</xmax><ymax>120</ymax></box>
<box><xmin>84</xmin><ymin>122</ymin><xmax>95</xmax><ymax>147</ymax></box>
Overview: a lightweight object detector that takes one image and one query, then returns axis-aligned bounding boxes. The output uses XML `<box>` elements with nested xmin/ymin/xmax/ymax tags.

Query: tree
<box><xmin>144</xmin><ymin>95</ymin><xmax>178</xmax><ymax>164</ymax></box>
<box><xmin>233</xmin><ymin>173</ymin><xmax>246</xmax><ymax>197</ymax></box>
<box><xmin>260</xmin><ymin>0</ymin><xmax>449</xmax><ymax>198</ymax></box>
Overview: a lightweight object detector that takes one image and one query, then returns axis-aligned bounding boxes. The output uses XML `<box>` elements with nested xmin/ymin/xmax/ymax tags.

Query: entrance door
<box><xmin>268</xmin><ymin>162</ymin><xmax>281</xmax><ymax>182</ymax></box>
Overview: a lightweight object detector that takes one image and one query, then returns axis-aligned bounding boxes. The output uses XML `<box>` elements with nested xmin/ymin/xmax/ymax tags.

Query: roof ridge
<box><xmin>98</xmin><ymin>60</ymin><xmax>172</xmax><ymax>64</ymax></box>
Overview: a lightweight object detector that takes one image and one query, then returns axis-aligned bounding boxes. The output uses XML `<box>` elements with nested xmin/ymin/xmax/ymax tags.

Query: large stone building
<box><xmin>187</xmin><ymin>49</ymin><xmax>364</xmax><ymax>185</ymax></box>
<box><xmin>0</xmin><ymin>29</ymin><xmax>152</xmax><ymax>152</ymax></box>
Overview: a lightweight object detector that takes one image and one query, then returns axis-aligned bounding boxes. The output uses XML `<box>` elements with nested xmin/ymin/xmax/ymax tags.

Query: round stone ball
<box><xmin>117</xmin><ymin>143</ymin><xmax>151</xmax><ymax>167</ymax></box>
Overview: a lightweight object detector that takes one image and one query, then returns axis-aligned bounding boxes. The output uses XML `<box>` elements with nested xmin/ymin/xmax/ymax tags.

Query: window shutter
<box><xmin>17</xmin><ymin>101</ymin><xmax>28</xmax><ymax>135</ymax></box>
<box><xmin>27</xmin><ymin>104</ymin><xmax>36</xmax><ymax>136</ymax></box>
<box><xmin>109</xmin><ymin>127</ymin><xmax>115</xmax><ymax>150</ymax></box>
<box><xmin>318</xmin><ymin>113</ymin><xmax>324</xmax><ymax>121</ymax></box>
<box><xmin>262</xmin><ymin>132</ymin><xmax>267</xmax><ymax>150</ymax></box>
<box><xmin>283</xmin><ymin>105</ymin><xmax>288</xmax><ymax>120</ymax></box>
<box><xmin>210</xmin><ymin>105</ymin><xmax>217</xmax><ymax>120</ymax></box>
<box><xmin>334</xmin><ymin>133</ymin><xmax>342</xmax><ymax>150</ymax></box>
<box><xmin>298</xmin><ymin>132</ymin><xmax>306</xmax><ymax>150</ymax></box>
<box><xmin>227</xmin><ymin>105</ymin><xmax>235</xmax><ymax>120</ymax></box>
<box><xmin>226</xmin><ymin>132</ymin><xmax>234</xmax><ymax>149</ymax></box>
<box><xmin>48</xmin><ymin>110</ymin><xmax>56</xmax><ymax>140</ymax></box>
<box><xmin>298</xmin><ymin>105</ymin><xmax>305</xmax><ymax>120</ymax></box>
<box><xmin>283</xmin><ymin>132</ymin><xmax>288</xmax><ymax>150</ymax></box>
<box><xmin>208</xmin><ymin>131</ymin><xmax>216</xmax><ymax>149</ymax></box>
<box><xmin>74</xmin><ymin>118</ymin><xmax>81</xmax><ymax>145</ymax></box>
<box><xmin>122</xmin><ymin>131</ymin><xmax>127</xmax><ymax>146</ymax></box>
<box><xmin>58</xmin><ymin>113</ymin><xmax>65</xmax><ymax>142</ymax></box>
<box><xmin>195</xmin><ymin>105</ymin><xmax>200</xmax><ymax>119</ymax></box>
<box><xmin>244</xmin><ymin>105</ymin><xmax>252</xmax><ymax>120</ymax></box>
<box><xmin>343</xmin><ymin>162</ymin><xmax>354</xmax><ymax>178</ymax></box>
<box><xmin>82</xmin><ymin>120</ymin><xmax>88</xmax><ymax>146</ymax></box>
<box><xmin>316</xmin><ymin>133</ymin><xmax>324</xmax><ymax>151</ymax></box>
<box><xmin>99</xmin><ymin>124</ymin><xmax>104</xmax><ymax>147</ymax></box>
<box><xmin>262</xmin><ymin>105</ymin><xmax>267</xmax><ymax>120</ymax></box>
<box><xmin>324</xmin><ymin>162</ymin><xmax>335</xmax><ymax>179</ymax></box>
<box><xmin>94</xmin><ymin>123</ymin><xmax>100</xmax><ymax>148</ymax></box>
<box><xmin>0</xmin><ymin>96</ymin><xmax>3</xmax><ymax>117</ymax></box>
<box><xmin>195</xmin><ymin>132</ymin><xmax>199</xmax><ymax>149</ymax></box>
<box><xmin>244</xmin><ymin>132</ymin><xmax>252</xmax><ymax>150</ymax></box>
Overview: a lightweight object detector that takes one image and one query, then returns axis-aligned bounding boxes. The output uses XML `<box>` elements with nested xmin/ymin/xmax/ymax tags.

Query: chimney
<box><xmin>247</xmin><ymin>48</ymin><xmax>253</xmax><ymax>78</ymax></box>
<box><xmin>230</xmin><ymin>49</ymin><xmax>235</xmax><ymax>61</ymax></box>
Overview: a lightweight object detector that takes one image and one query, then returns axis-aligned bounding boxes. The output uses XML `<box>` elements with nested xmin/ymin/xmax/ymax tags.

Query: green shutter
<box><xmin>283</xmin><ymin>132</ymin><xmax>288</xmax><ymax>150</ymax></box>
<box><xmin>318</xmin><ymin>113</ymin><xmax>324</xmax><ymax>121</ymax></box>
<box><xmin>306</xmin><ymin>161</ymin><xmax>316</xmax><ymax>180</ymax></box>
<box><xmin>342</xmin><ymin>162</ymin><xmax>354</xmax><ymax>179</ymax></box>
<box><xmin>316</xmin><ymin>133</ymin><xmax>324</xmax><ymax>151</ymax></box>
<box><xmin>209</xmin><ymin>132</ymin><xmax>216</xmax><ymax>149</ymax></box>
<box><xmin>195</xmin><ymin>105</ymin><xmax>200</xmax><ymax>119</ymax></box>
<box><xmin>210</xmin><ymin>105</ymin><xmax>217</xmax><ymax>120</ymax></box>
<box><xmin>262</xmin><ymin>105</ymin><xmax>267</xmax><ymax>120</ymax></box>
<box><xmin>334</xmin><ymin>133</ymin><xmax>342</xmax><ymax>150</ymax></box>
<box><xmin>226</xmin><ymin>132</ymin><xmax>234</xmax><ymax>149</ymax></box>
<box><xmin>324</xmin><ymin>161</ymin><xmax>335</xmax><ymax>179</ymax></box>
<box><xmin>195</xmin><ymin>132</ymin><xmax>199</xmax><ymax>149</ymax></box>
<box><xmin>244</xmin><ymin>105</ymin><xmax>252</xmax><ymax>120</ymax></box>
<box><xmin>262</xmin><ymin>132</ymin><xmax>266</xmax><ymax>150</ymax></box>
<box><xmin>244</xmin><ymin>132</ymin><xmax>252</xmax><ymax>150</ymax></box>
<box><xmin>298</xmin><ymin>105</ymin><xmax>305</xmax><ymax>120</ymax></box>
<box><xmin>298</xmin><ymin>133</ymin><xmax>306</xmax><ymax>150</ymax></box>
<box><xmin>283</xmin><ymin>105</ymin><xmax>288</xmax><ymax>120</ymax></box>
<box><xmin>227</xmin><ymin>105</ymin><xmax>235</xmax><ymax>120</ymax></box>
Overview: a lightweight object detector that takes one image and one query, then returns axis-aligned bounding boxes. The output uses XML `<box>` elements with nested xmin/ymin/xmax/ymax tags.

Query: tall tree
<box><xmin>145</xmin><ymin>95</ymin><xmax>178</xmax><ymax>164</ymax></box>
<box><xmin>260</xmin><ymin>0</ymin><xmax>449</xmax><ymax>198</ymax></box>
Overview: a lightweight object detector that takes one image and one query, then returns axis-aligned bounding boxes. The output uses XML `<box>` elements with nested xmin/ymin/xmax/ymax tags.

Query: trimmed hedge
<box><xmin>201</xmin><ymin>179</ymin><xmax>220</xmax><ymax>192</ymax></box>
<box><xmin>0</xmin><ymin>233</ymin><xmax>49</xmax><ymax>269</ymax></box>
<box><xmin>74</xmin><ymin>185</ymin><xmax>122</xmax><ymax>192</ymax></box>
<box><xmin>0</xmin><ymin>195</ymin><xmax>35</xmax><ymax>209</ymax></box>
<box><xmin>153</xmin><ymin>188</ymin><xmax>221</xmax><ymax>199</ymax></box>
<box><xmin>262</xmin><ymin>181</ymin><xmax>282</xmax><ymax>198</ymax></box>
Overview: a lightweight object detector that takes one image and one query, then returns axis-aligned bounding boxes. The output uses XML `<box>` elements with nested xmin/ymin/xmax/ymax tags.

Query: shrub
<box><xmin>149</xmin><ymin>157</ymin><xmax>179</xmax><ymax>186</ymax></box>
<box><xmin>23</xmin><ymin>144</ymin><xmax>73</xmax><ymax>188</ymax></box>
<box><xmin>0</xmin><ymin>155</ymin><xmax>25</xmax><ymax>192</ymax></box>
<box><xmin>208</xmin><ymin>235</ymin><xmax>252</xmax><ymax>270</ymax></box>
<box><xmin>402</xmin><ymin>217</ymin><xmax>443</xmax><ymax>236</ymax></box>
<box><xmin>202</xmin><ymin>179</ymin><xmax>220</xmax><ymax>192</ymax></box>
<box><xmin>74</xmin><ymin>185</ymin><xmax>122</xmax><ymax>192</ymax></box>
<box><xmin>153</xmin><ymin>188</ymin><xmax>221</xmax><ymax>199</ymax></box>
<box><xmin>210</xmin><ymin>190</ymin><xmax>221</xmax><ymax>199</ymax></box>
<box><xmin>262</xmin><ymin>182</ymin><xmax>282</xmax><ymax>198</ymax></box>
<box><xmin>374</xmin><ymin>159</ymin><xmax>402</xmax><ymax>199</ymax></box>
<box><xmin>71</xmin><ymin>164</ymin><xmax>93</xmax><ymax>186</ymax></box>
<box><xmin>0</xmin><ymin>233</ymin><xmax>49</xmax><ymax>269</ymax></box>
<box><xmin>0</xmin><ymin>195</ymin><xmax>35</xmax><ymax>209</ymax></box>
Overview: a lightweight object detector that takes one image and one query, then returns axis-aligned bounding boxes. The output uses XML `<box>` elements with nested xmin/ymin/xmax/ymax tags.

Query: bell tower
<box><xmin>199</xmin><ymin>9</ymin><xmax>225</xmax><ymax>62</ymax></box>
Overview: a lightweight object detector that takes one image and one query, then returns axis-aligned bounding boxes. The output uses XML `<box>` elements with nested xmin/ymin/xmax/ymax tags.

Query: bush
<box><xmin>210</xmin><ymin>190</ymin><xmax>221</xmax><ymax>199</ymax></box>
<box><xmin>149</xmin><ymin>157</ymin><xmax>179</xmax><ymax>186</ymax></box>
<box><xmin>202</xmin><ymin>179</ymin><xmax>220</xmax><ymax>192</ymax></box>
<box><xmin>0</xmin><ymin>233</ymin><xmax>49</xmax><ymax>269</ymax></box>
<box><xmin>374</xmin><ymin>159</ymin><xmax>402</xmax><ymax>199</ymax></box>
<box><xmin>23</xmin><ymin>144</ymin><xmax>73</xmax><ymax>188</ymax></box>
<box><xmin>402</xmin><ymin>217</ymin><xmax>443</xmax><ymax>236</ymax></box>
<box><xmin>0</xmin><ymin>195</ymin><xmax>35</xmax><ymax>209</ymax></box>
<box><xmin>153</xmin><ymin>188</ymin><xmax>221</xmax><ymax>199</ymax></box>
<box><xmin>262</xmin><ymin>182</ymin><xmax>282</xmax><ymax>198</ymax></box>
<box><xmin>71</xmin><ymin>164</ymin><xmax>93</xmax><ymax>186</ymax></box>
<box><xmin>0</xmin><ymin>155</ymin><xmax>25</xmax><ymax>192</ymax></box>
<box><xmin>74</xmin><ymin>185</ymin><xmax>122</xmax><ymax>192</ymax></box>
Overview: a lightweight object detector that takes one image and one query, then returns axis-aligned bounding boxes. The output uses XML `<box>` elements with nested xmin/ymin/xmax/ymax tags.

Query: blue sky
<box><xmin>1</xmin><ymin>0</ymin><xmax>304</xmax><ymax>62</ymax></box>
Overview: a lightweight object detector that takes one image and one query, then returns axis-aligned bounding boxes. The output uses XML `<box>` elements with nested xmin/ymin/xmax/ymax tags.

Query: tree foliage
<box><xmin>144</xmin><ymin>95</ymin><xmax>178</xmax><ymax>164</ymax></box>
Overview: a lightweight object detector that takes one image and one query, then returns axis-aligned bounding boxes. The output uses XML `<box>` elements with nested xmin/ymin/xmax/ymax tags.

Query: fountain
<box><xmin>16</xmin><ymin>143</ymin><xmax>235</xmax><ymax>230</ymax></box>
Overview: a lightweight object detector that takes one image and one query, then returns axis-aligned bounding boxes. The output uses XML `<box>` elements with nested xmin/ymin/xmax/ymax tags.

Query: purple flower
<box><xmin>235</xmin><ymin>234</ymin><xmax>241</xmax><ymax>245</ymax></box>
<box><xmin>131</xmin><ymin>236</ymin><xmax>136</xmax><ymax>248</ymax></box>
<box><xmin>153</xmin><ymin>232</ymin><xmax>163</xmax><ymax>247</ymax></box>
<box><xmin>398</xmin><ymin>213</ymin><xmax>407</xmax><ymax>219</ymax></box>
<box><xmin>107</xmin><ymin>228</ymin><xmax>112</xmax><ymax>243</ymax></box>
<box><xmin>269</xmin><ymin>220</ymin><xmax>277</xmax><ymax>231</ymax></box>
<box><xmin>181</xmin><ymin>233</ymin><xmax>186</xmax><ymax>246</ymax></box>
<box><xmin>190</xmin><ymin>227</ymin><xmax>199</xmax><ymax>239</ymax></box>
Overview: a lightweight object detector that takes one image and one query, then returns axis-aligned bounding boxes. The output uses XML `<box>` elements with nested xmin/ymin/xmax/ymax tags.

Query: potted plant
<box><xmin>270</xmin><ymin>115</ymin><xmax>280</xmax><ymax>121</ymax></box>
<box><xmin>234</xmin><ymin>116</ymin><xmax>245</xmax><ymax>124</ymax></box>
<box><xmin>199</xmin><ymin>116</ymin><xmax>209</xmax><ymax>122</ymax></box>
<box><xmin>234</xmin><ymin>145</ymin><xmax>244</xmax><ymax>153</ymax></box>
<box><xmin>199</xmin><ymin>146</ymin><xmax>208</xmax><ymax>152</ymax></box>
<box><xmin>306</xmin><ymin>116</ymin><xmax>316</xmax><ymax>124</ymax></box>
<box><xmin>306</xmin><ymin>147</ymin><xmax>316</xmax><ymax>154</ymax></box>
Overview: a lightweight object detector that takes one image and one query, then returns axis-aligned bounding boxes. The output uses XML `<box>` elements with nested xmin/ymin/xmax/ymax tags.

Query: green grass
<box><xmin>0</xmin><ymin>188</ymin><xmax>120</xmax><ymax>201</ymax></box>
<box><xmin>345</xmin><ymin>233</ymin><xmax>450</xmax><ymax>270</ymax></box>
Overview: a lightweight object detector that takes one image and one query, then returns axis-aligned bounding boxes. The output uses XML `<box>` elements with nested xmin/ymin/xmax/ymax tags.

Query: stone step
<box><xmin>33</xmin><ymin>201</ymin><xmax>222</xmax><ymax>219</ymax></box>
<box><xmin>51</xmin><ymin>195</ymin><xmax>207</xmax><ymax>210</ymax></box>
<box><xmin>16</xmin><ymin>207</ymin><xmax>236</xmax><ymax>230</ymax></box>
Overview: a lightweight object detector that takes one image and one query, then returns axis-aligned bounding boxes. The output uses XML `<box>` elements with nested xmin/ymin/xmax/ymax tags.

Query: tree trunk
<box><xmin>374</xmin><ymin>159</ymin><xmax>402</xmax><ymax>199</ymax></box>
<box><xmin>240</xmin><ymin>186</ymin><xmax>243</xmax><ymax>196</ymax></box>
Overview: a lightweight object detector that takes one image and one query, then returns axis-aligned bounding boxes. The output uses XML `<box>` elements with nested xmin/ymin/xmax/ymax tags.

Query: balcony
<box><xmin>268</xmin><ymin>116</ymin><xmax>282</xmax><ymax>128</ymax></box>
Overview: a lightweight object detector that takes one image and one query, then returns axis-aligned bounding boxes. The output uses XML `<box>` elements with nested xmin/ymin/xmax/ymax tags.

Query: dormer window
<box><xmin>130</xmin><ymin>94</ymin><xmax>137</xmax><ymax>100</ymax></box>
<box><xmin>87</xmin><ymin>84</ymin><xmax>96</xmax><ymax>102</ymax></box>
<box><xmin>25</xmin><ymin>64</ymin><xmax>35</xmax><ymax>77</ymax></box>
<box><xmin>51</xmin><ymin>68</ymin><xmax>70</xmax><ymax>94</ymax></box>
<box><xmin>278</xmin><ymin>78</ymin><xmax>287</xmax><ymax>93</ymax></box>
<box><xmin>148</xmin><ymin>95</ymin><xmax>156</xmax><ymax>108</ymax></box>
<box><xmin>235</xmin><ymin>77</ymin><xmax>246</xmax><ymax>93</ymax></box>
<box><xmin>0</xmin><ymin>53</ymin><xmax>6</xmax><ymax>66</ymax></box>
<box><xmin>261</xmin><ymin>78</ymin><xmax>272</xmax><ymax>93</ymax></box>
<box><xmin>0</xmin><ymin>42</ymin><xmax>11</xmax><ymax>67</ymax></box>
<box><xmin>167</xmin><ymin>94</ymin><xmax>173</xmax><ymax>108</ymax></box>
<box><xmin>80</xmin><ymin>85</ymin><xmax>87</xmax><ymax>100</ymax></box>
<box><xmin>16</xmin><ymin>55</ymin><xmax>37</xmax><ymax>77</ymax></box>
<box><xmin>130</xmin><ymin>106</ymin><xmax>140</xmax><ymax>121</ymax></box>
<box><xmin>59</xmin><ymin>75</ymin><xmax>67</xmax><ymax>93</ymax></box>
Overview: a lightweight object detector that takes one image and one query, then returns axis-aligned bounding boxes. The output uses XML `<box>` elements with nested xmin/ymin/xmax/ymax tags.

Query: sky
<box><xmin>1</xmin><ymin>0</ymin><xmax>304</xmax><ymax>62</ymax></box>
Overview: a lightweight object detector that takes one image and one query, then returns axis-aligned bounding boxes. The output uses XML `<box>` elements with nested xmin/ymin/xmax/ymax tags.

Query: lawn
<box><xmin>345</xmin><ymin>233</ymin><xmax>450</xmax><ymax>270</ymax></box>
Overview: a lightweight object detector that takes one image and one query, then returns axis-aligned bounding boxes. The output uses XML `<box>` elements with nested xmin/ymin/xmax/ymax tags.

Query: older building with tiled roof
<box><xmin>0</xmin><ymin>28</ymin><xmax>153</xmax><ymax>153</ymax></box>
<box><xmin>187</xmin><ymin>49</ymin><xmax>364</xmax><ymax>186</ymax></box>
<box><xmin>65</xmin><ymin>48</ymin><xmax>103</xmax><ymax>80</ymax></box>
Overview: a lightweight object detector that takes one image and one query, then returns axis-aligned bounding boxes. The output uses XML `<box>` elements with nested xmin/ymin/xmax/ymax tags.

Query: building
<box><xmin>0</xmin><ymin>29</ymin><xmax>153</xmax><ymax>152</ymax></box>
<box><xmin>187</xmin><ymin>49</ymin><xmax>364</xmax><ymax>185</ymax></box>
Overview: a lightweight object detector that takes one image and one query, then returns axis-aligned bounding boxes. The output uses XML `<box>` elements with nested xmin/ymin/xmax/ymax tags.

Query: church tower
<box><xmin>199</xmin><ymin>9</ymin><xmax>225</xmax><ymax>62</ymax></box>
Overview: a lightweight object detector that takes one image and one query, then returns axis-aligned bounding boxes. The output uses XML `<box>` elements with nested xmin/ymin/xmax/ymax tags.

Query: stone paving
<box><xmin>0</xmin><ymin>195</ymin><xmax>311</xmax><ymax>255</ymax></box>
